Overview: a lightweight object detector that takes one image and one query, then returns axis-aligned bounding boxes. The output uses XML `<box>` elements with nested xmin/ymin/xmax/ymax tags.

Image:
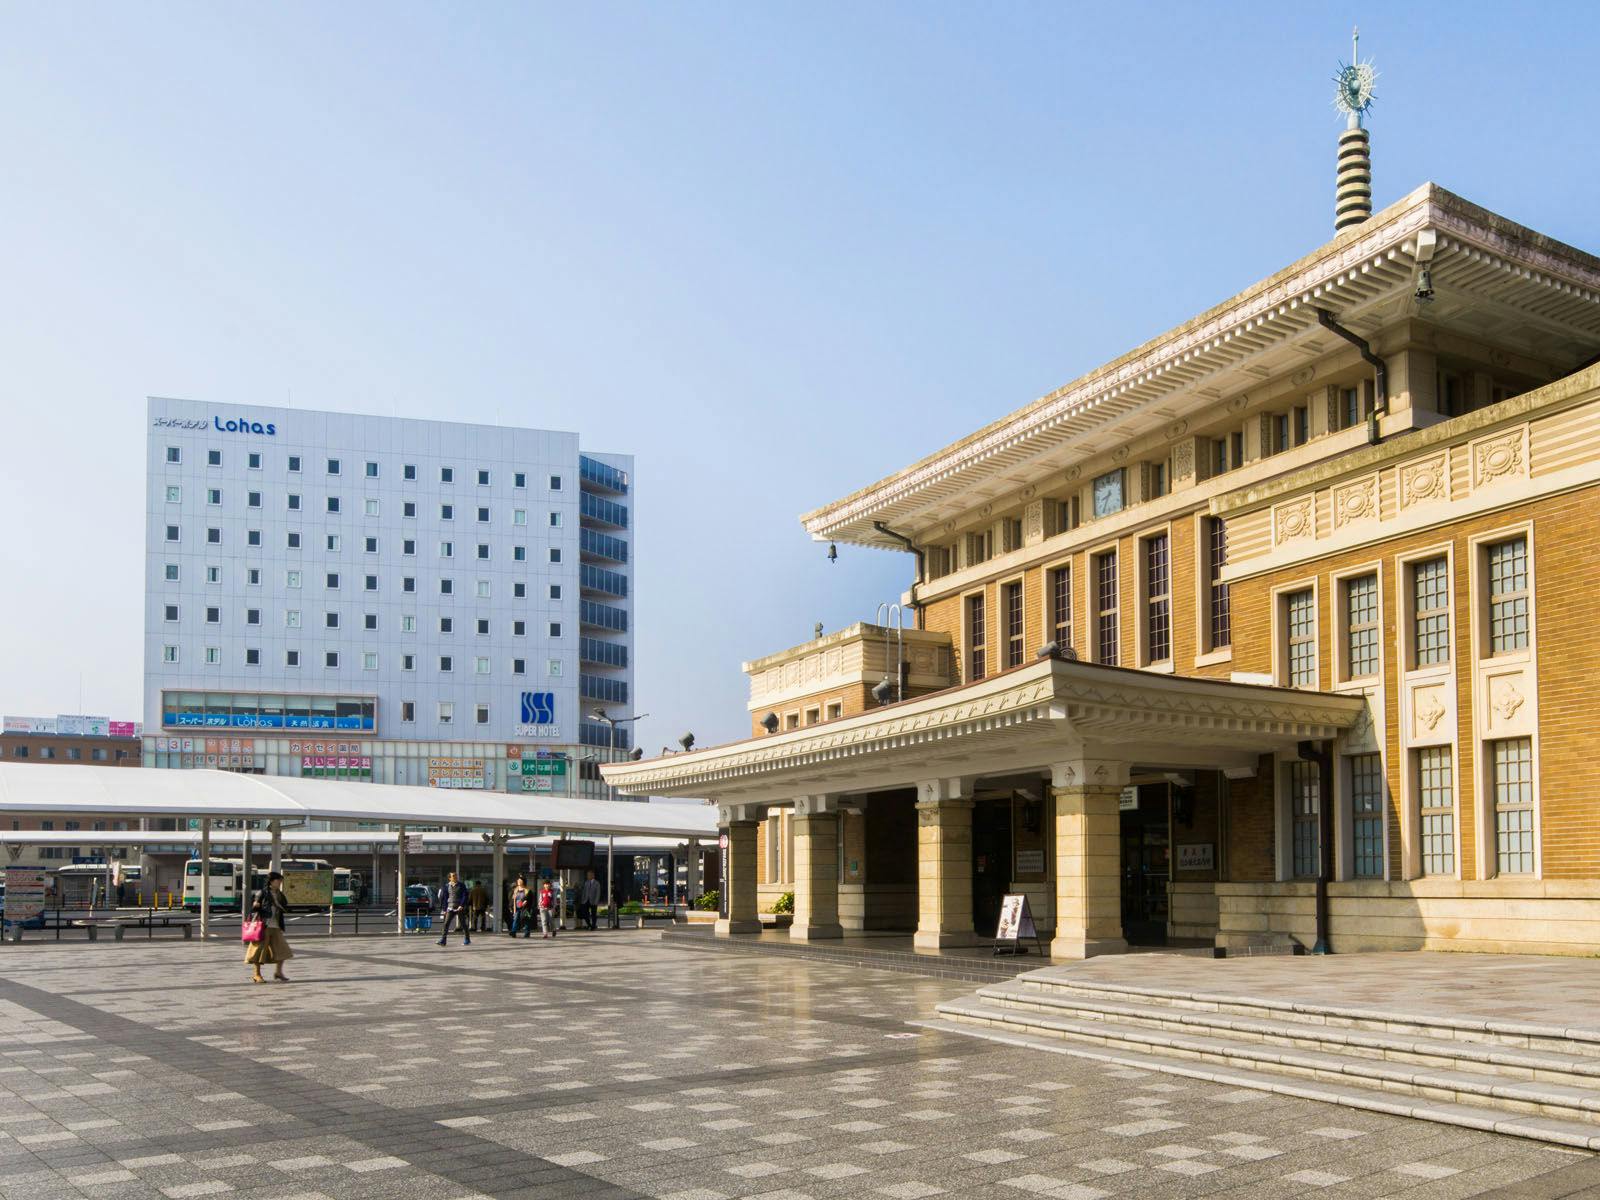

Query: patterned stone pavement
<box><xmin>1</xmin><ymin>932</ymin><xmax>1598</xmax><ymax>1199</ymax></box>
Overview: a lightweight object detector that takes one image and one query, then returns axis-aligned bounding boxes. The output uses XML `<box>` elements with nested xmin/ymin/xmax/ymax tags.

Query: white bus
<box><xmin>183</xmin><ymin>857</ymin><xmax>357</xmax><ymax>911</ymax></box>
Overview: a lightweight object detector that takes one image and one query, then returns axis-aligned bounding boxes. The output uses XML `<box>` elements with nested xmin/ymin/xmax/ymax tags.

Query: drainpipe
<box><xmin>872</xmin><ymin>521</ymin><xmax>925</xmax><ymax>630</ymax></box>
<box><xmin>1315</xmin><ymin>309</ymin><xmax>1388</xmax><ymax>446</ymax></box>
<box><xmin>1298</xmin><ymin>740</ymin><xmax>1335</xmax><ymax>955</ymax></box>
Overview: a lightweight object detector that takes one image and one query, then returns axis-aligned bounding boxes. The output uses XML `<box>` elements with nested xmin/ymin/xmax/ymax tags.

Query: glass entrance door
<box><xmin>1120</xmin><ymin>784</ymin><xmax>1170</xmax><ymax>945</ymax></box>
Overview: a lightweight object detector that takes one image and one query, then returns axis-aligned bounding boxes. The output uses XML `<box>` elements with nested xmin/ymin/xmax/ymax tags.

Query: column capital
<box><xmin>716</xmin><ymin>805</ymin><xmax>763</xmax><ymax>827</ymax></box>
<box><xmin>1049</xmin><ymin>758</ymin><xmax>1130</xmax><ymax>790</ymax></box>
<box><xmin>793</xmin><ymin>794</ymin><xmax>840</xmax><ymax>816</ymax></box>
<box><xmin>916</xmin><ymin>776</ymin><xmax>977</xmax><ymax>806</ymax></box>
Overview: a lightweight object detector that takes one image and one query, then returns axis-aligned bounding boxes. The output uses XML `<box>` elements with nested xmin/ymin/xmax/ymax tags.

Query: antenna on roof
<box><xmin>1332</xmin><ymin>25</ymin><xmax>1377</xmax><ymax>232</ymax></box>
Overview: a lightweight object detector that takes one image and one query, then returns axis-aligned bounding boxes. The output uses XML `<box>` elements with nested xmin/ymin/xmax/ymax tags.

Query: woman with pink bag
<box><xmin>243</xmin><ymin>871</ymin><xmax>293</xmax><ymax>984</ymax></box>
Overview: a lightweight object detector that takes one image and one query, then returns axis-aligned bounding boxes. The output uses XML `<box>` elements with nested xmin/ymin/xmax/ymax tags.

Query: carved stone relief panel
<box><xmin>1471</xmin><ymin>427</ymin><xmax>1528</xmax><ymax>490</ymax></box>
<box><xmin>1024</xmin><ymin>500</ymin><xmax>1045</xmax><ymax>547</ymax></box>
<box><xmin>1331</xmin><ymin>475</ymin><xmax>1378</xmax><ymax>531</ymax></box>
<box><xmin>1273</xmin><ymin>496</ymin><xmax>1316</xmax><ymax>545</ymax></box>
<box><xmin>1483</xmin><ymin>667</ymin><xmax>1534</xmax><ymax>737</ymax></box>
<box><xmin>1407</xmin><ymin>682</ymin><xmax>1454</xmax><ymax>744</ymax></box>
<box><xmin>1397</xmin><ymin>452</ymin><xmax>1450</xmax><ymax>511</ymax></box>
<box><xmin>1172</xmin><ymin>438</ymin><xmax>1197</xmax><ymax>485</ymax></box>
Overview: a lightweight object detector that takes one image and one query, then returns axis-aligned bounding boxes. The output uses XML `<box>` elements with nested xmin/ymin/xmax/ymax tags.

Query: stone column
<box><xmin>791</xmin><ymin>796</ymin><xmax>843</xmax><ymax>941</ymax></box>
<box><xmin>914</xmin><ymin>778</ymin><xmax>976</xmax><ymax>951</ymax></box>
<box><xmin>714</xmin><ymin>817</ymin><xmax>761</xmax><ymax>936</ymax></box>
<box><xmin>1050</xmin><ymin>759</ymin><xmax>1129</xmax><ymax>959</ymax></box>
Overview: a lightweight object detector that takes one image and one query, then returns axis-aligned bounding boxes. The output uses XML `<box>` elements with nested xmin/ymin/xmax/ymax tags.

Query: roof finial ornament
<box><xmin>1332</xmin><ymin>27</ymin><xmax>1376</xmax><ymax>232</ymax></box>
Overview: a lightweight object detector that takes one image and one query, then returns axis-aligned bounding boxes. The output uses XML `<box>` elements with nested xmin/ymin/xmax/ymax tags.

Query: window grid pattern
<box><xmin>1286</xmin><ymin>589</ymin><xmax>1316</xmax><ymax>686</ymax></box>
<box><xmin>1096</xmin><ymin>552</ymin><xmax>1119</xmax><ymax>666</ymax></box>
<box><xmin>967</xmin><ymin>594</ymin><xmax>986</xmax><ymax>682</ymax></box>
<box><xmin>1492</xmin><ymin>737</ymin><xmax>1535</xmax><ymax>875</ymax></box>
<box><xmin>1488</xmin><ymin>537</ymin><xmax>1529</xmax><ymax>653</ymax></box>
<box><xmin>1289</xmin><ymin>760</ymin><xmax>1319</xmax><ymax>879</ymax></box>
<box><xmin>1207</xmin><ymin>517</ymin><xmax>1231</xmax><ymax>650</ymax></box>
<box><xmin>1350</xmin><ymin>753</ymin><xmax>1384</xmax><ymax>879</ymax></box>
<box><xmin>1417</xmin><ymin>746</ymin><xmax>1455</xmax><ymax>877</ymax></box>
<box><xmin>1345</xmin><ymin>574</ymin><xmax>1379</xmax><ymax>678</ymax></box>
<box><xmin>1004</xmin><ymin>583</ymin><xmax>1024</xmax><ymax>668</ymax></box>
<box><xmin>1050</xmin><ymin>567</ymin><xmax>1071</xmax><ymax>651</ymax></box>
<box><xmin>1412</xmin><ymin>557</ymin><xmax>1451</xmax><ymax>667</ymax></box>
<box><xmin>1145</xmin><ymin>534</ymin><xmax>1171</xmax><ymax>663</ymax></box>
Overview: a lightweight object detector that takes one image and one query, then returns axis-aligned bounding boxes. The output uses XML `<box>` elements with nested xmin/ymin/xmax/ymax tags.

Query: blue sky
<box><xmin>1</xmin><ymin>3</ymin><xmax>1595</xmax><ymax>754</ymax></box>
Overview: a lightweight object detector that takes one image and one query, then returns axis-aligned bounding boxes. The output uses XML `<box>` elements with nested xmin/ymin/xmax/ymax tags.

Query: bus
<box><xmin>183</xmin><ymin>858</ymin><xmax>357</xmax><ymax>911</ymax></box>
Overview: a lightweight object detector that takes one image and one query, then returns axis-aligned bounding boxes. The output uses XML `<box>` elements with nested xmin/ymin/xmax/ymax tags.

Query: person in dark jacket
<box><xmin>469</xmin><ymin>880</ymin><xmax>490</xmax><ymax>932</ymax></box>
<box><xmin>436</xmin><ymin>872</ymin><xmax>471</xmax><ymax>946</ymax></box>
<box><xmin>246</xmin><ymin>871</ymin><xmax>293</xmax><ymax>984</ymax></box>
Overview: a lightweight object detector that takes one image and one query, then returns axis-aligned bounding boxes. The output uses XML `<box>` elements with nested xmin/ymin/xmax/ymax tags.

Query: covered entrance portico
<box><xmin>605</xmin><ymin>657</ymin><xmax>1362</xmax><ymax>958</ymax></box>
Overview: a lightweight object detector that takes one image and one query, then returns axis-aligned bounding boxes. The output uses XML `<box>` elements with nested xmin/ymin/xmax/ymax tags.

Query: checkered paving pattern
<box><xmin>1</xmin><ymin>932</ymin><xmax>1597</xmax><ymax>1198</ymax></box>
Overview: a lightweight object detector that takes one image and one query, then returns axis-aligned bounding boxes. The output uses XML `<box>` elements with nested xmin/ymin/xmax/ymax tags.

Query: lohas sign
<box><xmin>514</xmin><ymin>691</ymin><xmax>558</xmax><ymax>738</ymax></box>
<box><xmin>152</xmin><ymin>415</ymin><xmax>277</xmax><ymax>436</ymax></box>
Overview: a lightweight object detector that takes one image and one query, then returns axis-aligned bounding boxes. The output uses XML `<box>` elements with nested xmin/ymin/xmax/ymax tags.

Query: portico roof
<box><xmin>602</xmin><ymin>658</ymin><xmax>1365</xmax><ymax>801</ymax></box>
<box><xmin>802</xmin><ymin>184</ymin><xmax>1600</xmax><ymax>549</ymax></box>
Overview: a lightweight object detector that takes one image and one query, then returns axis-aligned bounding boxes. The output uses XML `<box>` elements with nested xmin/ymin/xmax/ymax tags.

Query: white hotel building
<box><xmin>142</xmin><ymin>397</ymin><xmax>634</xmax><ymax>797</ymax></box>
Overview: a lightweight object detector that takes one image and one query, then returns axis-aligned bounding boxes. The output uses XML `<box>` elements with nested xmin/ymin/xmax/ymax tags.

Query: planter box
<box><xmin>683</xmin><ymin>910</ymin><xmax>718</xmax><ymax>925</ymax></box>
<box><xmin>758</xmin><ymin>912</ymin><xmax>793</xmax><ymax>928</ymax></box>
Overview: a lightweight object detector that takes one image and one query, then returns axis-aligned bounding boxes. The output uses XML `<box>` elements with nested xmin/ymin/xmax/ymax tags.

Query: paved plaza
<box><xmin>2</xmin><ymin>933</ymin><xmax>1599</xmax><ymax>1200</ymax></box>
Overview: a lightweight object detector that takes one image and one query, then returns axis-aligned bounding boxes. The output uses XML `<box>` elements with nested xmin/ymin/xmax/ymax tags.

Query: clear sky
<box><xmin>1</xmin><ymin>3</ymin><xmax>1595</xmax><ymax>755</ymax></box>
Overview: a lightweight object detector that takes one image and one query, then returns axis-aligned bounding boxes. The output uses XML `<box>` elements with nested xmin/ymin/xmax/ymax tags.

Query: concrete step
<box><xmin>974</xmin><ymin>980</ymin><xmax>1600</xmax><ymax>1090</ymax></box>
<box><xmin>912</xmin><ymin>1016</ymin><xmax>1600</xmax><ymax>1152</ymax></box>
<box><xmin>1014</xmin><ymin>969</ymin><xmax>1600</xmax><ymax>1059</ymax></box>
<box><xmin>932</xmin><ymin>997</ymin><xmax>1600</xmax><ymax>1131</ymax></box>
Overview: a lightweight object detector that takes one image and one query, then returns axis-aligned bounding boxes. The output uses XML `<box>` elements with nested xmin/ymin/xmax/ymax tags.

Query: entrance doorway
<box><xmin>972</xmin><ymin>798</ymin><xmax>1012</xmax><ymax>938</ymax></box>
<box><xmin>1120</xmin><ymin>783</ymin><xmax>1171</xmax><ymax>945</ymax></box>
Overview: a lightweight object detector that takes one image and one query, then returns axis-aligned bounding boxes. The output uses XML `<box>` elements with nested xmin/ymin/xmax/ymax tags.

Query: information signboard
<box><xmin>994</xmin><ymin>893</ymin><xmax>1043</xmax><ymax>957</ymax></box>
<box><xmin>282</xmin><ymin>870</ymin><xmax>334</xmax><ymax>908</ymax></box>
<box><xmin>1176</xmin><ymin>843</ymin><xmax>1215</xmax><ymax>871</ymax></box>
<box><xmin>3</xmin><ymin>866</ymin><xmax>47</xmax><ymax>923</ymax></box>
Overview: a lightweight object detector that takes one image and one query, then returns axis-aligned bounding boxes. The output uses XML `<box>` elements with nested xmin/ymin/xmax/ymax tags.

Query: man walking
<box><xmin>469</xmin><ymin>879</ymin><xmax>490</xmax><ymax>932</ymax></box>
<box><xmin>436</xmin><ymin>872</ymin><xmax>471</xmax><ymax>946</ymax></box>
<box><xmin>580</xmin><ymin>870</ymin><xmax>602</xmax><ymax>931</ymax></box>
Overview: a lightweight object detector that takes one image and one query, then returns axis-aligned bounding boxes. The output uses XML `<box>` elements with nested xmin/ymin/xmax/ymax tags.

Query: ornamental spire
<box><xmin>1332</xmin><ymin>26</ymin><xmax>1377</xmax><ymax>231</ymax></box>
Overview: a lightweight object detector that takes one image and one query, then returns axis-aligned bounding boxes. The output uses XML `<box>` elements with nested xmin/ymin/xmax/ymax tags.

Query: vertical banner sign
<box><xmin>718</xmin><ymin>833</ymin><xmax>729</xmax><ymax>919</ymax></box>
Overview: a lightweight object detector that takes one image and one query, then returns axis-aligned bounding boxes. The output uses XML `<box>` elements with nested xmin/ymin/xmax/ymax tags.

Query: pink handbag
<box><xmin>241</xmin><ymin>917</ymin><xmax>264</xmax><ymax>943</ymax></box>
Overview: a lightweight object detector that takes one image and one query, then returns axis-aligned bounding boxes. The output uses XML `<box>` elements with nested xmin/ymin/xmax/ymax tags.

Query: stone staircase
<box><xmin>915</xmin><ymin>965</ymin><xmax>1600</xmax><ymax>1150</ymax></box>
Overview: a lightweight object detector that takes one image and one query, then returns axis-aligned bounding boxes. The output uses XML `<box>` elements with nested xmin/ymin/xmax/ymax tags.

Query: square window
<box><xmin>288</xmin><ymin>493</ymin><xmax>301</xmax><ymax>510</ymax></box>
<box><xmin>245</xmin><ymin>648</ymin><xmax>260</xmax><ymax>666</ymax></box>
<box><xmin>549</xmin><ymin>584</ymin><xmax>561</xmax><ymax>600</ymax></box>
<box><xmin>403</xmin><ymin>538</ymin><xmax>415</xmax><ymax>555</ymax></box>
<box><xmin>513</xmin><ymin>658</ymin><xmax>526</xmax><ymax>674</ymax></box>
<box><xmin>475</xmin><ymin>657</ymin><xmax>490</xmax><ymax>675</ymax></box>
<box><xmin>514</xmin><ymin>472</ymin><xmax>526</xmax><ymax>488</ymax></box>
<box><xmin>440</xmin><ymin>578</ymin><xmax>453</xmax><ymax>595</ymax></box>
<box><xmin>204</xmin><ymin>646</ymin><xmax>221</xmax><ymax>665</ymax></box>
<box><xmin>162</xmin><ymin>644</ymin><xmax>179</xmax><ymax>663</ymax></box>
<box><xmin>513</xmin><ymin>546</ymin><xmax>527</xmax><ymax>562</ymax></box>
<box><xmin>364</xmin><ymin>574</ymin><xmax>377</xmax><ymax>591</ymax></box>
<box><xmin>247</xmin><ymin>491</ymin><xmax>261</xmax><ymax>508</ymax></box>
<box><xmin>286</xmin><ymin>570</ymin><xmax>302</xmax><ymax>588</ymax></box>
<box><xmin>549</xmin><ymin>511</ymin><xmax>561</xmax><ymax>527</ymax></box>
<box><xmin>476</xmin><ymin>618</ymin><xmax>489</xmax><ymax>635</ymax></box>
<box><xmin>400</xmin><ymin>701</ymin><xmax>415</xmax><ymax>722</ymax></box>
<box><xmin>476</xmin><ymin>580</ymin><xmax>491</xmax><ymax>598</ymax></box>
<box><xmin>439</xmin><ymin>655</ymin><xmax>453</xmax><ymax>672</ymax></box>
<box><xmin>285</xmin><ymin>649</ymin><xmax>300</xmax><ymax>667</ymax></box>
<box><xmin>164</xmin><ymin>604</ymin><xmax>179</xmax><ymax>622</ymax></box>
<box><xmin>476</xmin><ymin>543</ymin><xmax>490</xmax><ymax>560</ymax></box>
<box><xmin>364</xmin><ymin>536</ymin><xmax>378</xmax><ymax>553</ymax></box>
<box><xmin>246</xmin><ymin>608</ymin><xmax>260</xmax><ymax>625</ymax></box>
<box><xmin>205</xmin><ymin>605</ymin><xmax>220</xmax><ymax>623</ymax></box>
<box><xmin>207</xmin><ymin>449</ymin><xmax>221</xmax><ymax>466</ymax></box>
<box><xmin>364</xmin><ymin>613</ymin><xmax>378</xmax><ymax>630</ymax></box>
<box><xmin>549</xmin><ymin>474</ymin><xmax>561</xmax><ymax>490</ymax></box>
<box><xmin>440</xmin><ymin>541</ymin><xmax>454</xmax><ymax>558</ymax></box>
<box><xmin>166</xmin><ymin>446</ymin><xmax>181</xmax><ymax>464</ymax></box>
<box><xmin>475</xmin><ymin>703</ymin><xmax>490</xmax><ymax>723</ymax></box>
<box><xmin>363</xmin><ymin>652</ymin><xmax>378</xmax><ymax>670</ymax></box>
<box><xmin>165</xmin><ymin>484</ymin><xmax>182</xmax><ymax>503</ymax></box>
<box><xmin>402</xmin><ymin>576</ymin><xmax>416</xmax><ymax>593</ymax></box>
<box><xmin>326</xmin><ymin>572</ymin><xmax>340</xmax><ymax>589</ymax></box>
<box><xmin>477</xmin><ymin>506</ymin><xmax>490</xmax><ymax>523</ymax></box>
<box><xmin>165</xmin><ymin>524</ymin><xmax>180</xmax><ymax>542</ymax></box>
<box><xmin>440</xmin><ymin>504</ymin><xmax>454</xmax><ymax>521</ymax></box>
<box><xmin>514</xmin><ymin>508</ymin><xmax>527</xmax><ymax>526</ymax></box>
<box><xmin>287</xmin><ymin>531</ymin><xmax>301</xmax><ymax>549</ymax></box>
<box><xmin>285</xmin><ymin>609</ymin><xmax>301</xmax><ymax>628</ymax></box>
<box><xmin>164</xmin><ymin>563</ymin><xmax>179</xmax><ymax>582</ymax></box>
<box><xmin>403</xmin><ymin>463</ymin><xmax>416</xmax><ymax>480</ymax></box>
<box><xmin>477</xmin><ymin>469</ymin><xmax>490</xmax><ymax>486</ymax></box>
<box><xmin>548</xmin><ymin>658</ymin><xmax>561</xmax><ymax>677</ymax></box>
<box><xmin>327</xmin><ymin>496</ymin><xmax>340</xmax><ymax>514</ymax></box>
<box><xmin>365</xmin><ymin>461</ymin><xmax>379</xmax><ymax>478</ymax></box>
<box><xmin>325</xmin><ymin>651</ymin><xmax>339</xmax><ymax>668</ymax></box>
<box><xmin>247</xmin><ymin>567</ymin><xmax>260</xmax><ymax>585</ymax></box>
<box><xmin>549</xmin><ymin>548</ymin><xmax>561</xmax><ymax>564</ymax></box>
<box><xmin>512</xmin><ymin>619</ymin><xmax>526</xmax><ymax>637</ymax></box>
<box><xmin>206</xmin><ymin>565</ymin><xmax>222</xmax><ymax>584</ymax></box>
<box><xmin>364</xmin><ymin>498</ymin><xmax>379</xmax><ymax>517</ymax></box>
<box><xmin>327</xmin><ymin>458</ymin><xmax>341</xmax><ymax>475</ymax></box>
<box><xmin>437</xmin><ymin>701</ymin><xmax>453</xmax><ymax>724</ymax></box>
<box><xmin>207</xmin><ymin>527</ymin><xmax>222</xmax><ymax>544</ymax></box>
<box><xmin>440</xmin><ymin>466</ymin><xmax>454</xmax><ymax>483</ymax></box>
<box><xmin>549</xmin><ymin>622</ymin><xmax>561</xmax><ymax>637</ymax></box>
<box><xmin>402</xmin><ymin>654</ymin><xmax>415</xmax><ymax>671</ymax></box>
<box><xmin>403</xmin><ymin>501</ymin><xmax>416</xmax><ymax>518</ymax></box>
<box><xmin>326</xmin><ymin>534</ymin><xmax>340</xmax><ymax>552</ymax></box>
<box><xmin>513</xmin><ymin>582</ymin><xmax>526</xmax><ymax>599</ymax></box>
<box><xmin>248</xmin><ymin>451</ymin><xmax>261</xmax><ymax>469</ymax></box>
<box><xmin>247</xmin><ymin>529</ymin><xmax>261</xmax><ymax>547</ymax></box>
<box><xmin>440</xmin><ymin>616</ymin><xmax>454</xmax><ymax>633</ymax></box>
<box><xmin>288</xmin><ymin>454</ymin><xmax>302</xmax><ymax>472</ymax></box>
<box><xmin>401</xmin><ymin>614</ymin><xmax>416</xmax><ymax>632</ymax></box>
<box><xmin>325</xmin><ymin>611</ymin><xmax>339</xmax><ymax>628</ymax></box>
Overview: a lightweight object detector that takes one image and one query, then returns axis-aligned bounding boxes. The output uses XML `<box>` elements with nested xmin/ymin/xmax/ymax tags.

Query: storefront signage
<box><xmin>1119</xmin><ymin>786</ymin><xmax>1140</xmax><ymax>811</ymax></box>
<box><xmin>994</xmin><ymin>893</ymin><xmax>1043</xmax><ymax>957</ymax></box>
<box><xmin>56</xmin><ymin>714</ymin><xmax>110</xmax><ymax>737</ymax></box>
<box><xmin>107</xmin><ymin>721</ymin><xmax>139</xmax><ymax>738</ymax></box>
<box><xmin>513</xmin><ymin>691</ymin><xmax>559</xmax><ymax>738</ymax></box>
<box><xmin>153</xmin><ymin>415</ymin><xmax>277</xmax><ymax>436</ymax></box>
<box><xmin>1015</xmin><ymin>849</ymin><xmax>1045</xmax><ymax>875</ymax></box>
<box><xmin>428</xmin><ymin>757</ymin><xmax>486</xmax><ymax>789</ymax></box>
<box><xmin>3</xmin><ymin>866</ymin><xmax>46</xmax><ymax>922</ymax></box>
<box><xmin>521</xmin><ymin>776</ymin><xmax>554</xmax><ymax>792</ymax></box>
<box><xmin>718</xmin><ymin>834</ymin><xmax>729</xmax><ymax>920</ymax></box>
<box><xmin>167</xmin><ymin>711</ymin><xmax>369</xmax><ymax>730</ymax></box>
<box><xmin>1176</xmin><ymin>843</ymin><xmax>1215</xmax><ymax>871</ymax></box>
<box><xmin>404</xmin><ymin>834</ymin><xmax>425</xmax><ymax>855</ymax></box>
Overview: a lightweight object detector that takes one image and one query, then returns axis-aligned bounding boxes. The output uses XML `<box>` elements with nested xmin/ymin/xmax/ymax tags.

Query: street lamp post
<box><xmin>591</xmin><ymin>707</ymin><xmax>648</xmax><ymax>924</ymax></box>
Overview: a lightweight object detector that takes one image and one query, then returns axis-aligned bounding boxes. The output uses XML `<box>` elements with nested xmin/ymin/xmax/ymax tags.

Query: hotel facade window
<box><xmin>1343</xmin><ymin>573</ymin><xmax>1379</xmax><ymax>678</ymax></box>
<box><xmin>1411</xmin><ymin>556</ymin><xmax>1450</xmax><ymax>667</ymax></box>
<box><xmin>1350</xmin><ymin>753</ymin><xmax>1384</xmax><ymax>878</ymax></box>
<box><xmin>1417</xmin><ymin>746</ymin><xmax>1455</xmax><ymax>876</ymax></box>
<box><xmin>1143</xmin><ymin>533</ymin><xmax>1171</xmax><ymax>664</ymax></box>
<box><xmin>1288</xmin><ymin>759</ymin><xmax>1319</xmax><ymax>879</ymax></box>
<box><xmin>1205</xmin><ymin>517</ymin><xmax>1231</xmax><ymax>651</ymax></box>
<box><xmin>1003</xmin><ymin>582</ymin><xmax>1024</xmax><ymax>668</ymax></box>
<box><xmin>1095</xmin><ymin>550</ymin><xmax>1119</xmax><ymax>665</ymax></box>
<box><xmin>966</xmin><ymin>593</ymin><xmax>986</xmax><ymax>682</ymax></box>
<box><xmin>1285</xmin><ymin>588</ymin><xmax>1316</xmax><ymax>687</ymax></box>
<box><xmin>1491</xmin><ymin>737</ymin><xmax>1536</xmax><ymax>875</ymax></box>
<box><xmin>1486</xmin><ymin>536</ymin><xmax>1530</xmax><ymax>654</ymax></box>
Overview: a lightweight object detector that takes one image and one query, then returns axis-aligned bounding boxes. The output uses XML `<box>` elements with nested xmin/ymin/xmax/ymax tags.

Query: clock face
<box><xmin>1092</xmin><ymin>470</ymin><xmax>1124</xmax><ymax>519</ymax></box>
